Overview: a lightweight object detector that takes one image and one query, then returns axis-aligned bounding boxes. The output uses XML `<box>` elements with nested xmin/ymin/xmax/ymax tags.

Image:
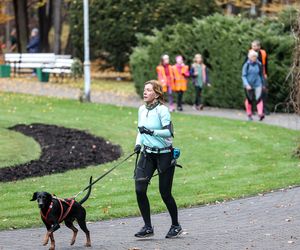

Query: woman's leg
<box><xmin>198</xmin><ymin>87</ymin><xmax>203</xmax><ymax>108</ymax></box>
<box><xmin>245</xmin><ymin>89</ymin><xmax>254</xmax><ymax>116</ymax></box>
<box><xmin>167</xmin><ymin>87</ymin><xmax>174</xmax><ymax>111</ymax></box>
<box><xmin>177</xmin><ymin>91</ymin><xmax>183</xmax><ymax>110</ymax></box>
<box><xmin>158</xmin><ymin>154</ymin><xmax>179</xmax><ymax>226</ymax></box>
<box><xmin>195</xmin><ymin>86</ymin><xmax>200</xmax><ymax>106</ymax></box>
<box><xmin>255</xmin><ymin>86</ymin><xmax>264</xmax><ymax>116</ymax></box>
<box><xmin>135</xmin><ymin>153</ymin><xmax>156</xmax><ymax>227</ymax></box>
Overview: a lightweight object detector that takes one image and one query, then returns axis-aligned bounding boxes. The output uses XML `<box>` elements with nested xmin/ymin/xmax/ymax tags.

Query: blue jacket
<box><xmin>27</xmin><ymin>36</ymin><xmax>40</xmax><ymax>53</ymax></box>
<box><xmin>242</xmin><ymin>60</ymin><xmax>265</xmax><ymax>88</ymax></box>
<box><xmin>136</xmin><ymin>104</ymin><xmax>172</xmax><ymax>152</ymax></box>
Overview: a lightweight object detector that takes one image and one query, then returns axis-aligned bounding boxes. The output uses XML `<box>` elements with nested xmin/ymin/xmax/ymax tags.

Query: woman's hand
<box><xmin>138</xmin><ymin>126</ymin><xmax>154</xmax><ymax>136</ymax></box>
<box><xmin>134</xmin><ymin>144</ymin><xmax>141</xmax><ymax>154</ymax></box>
<box><xmin>246</xmin><ymin>85</ymin><xmax>252</xmax><ymax>90</ymax></box>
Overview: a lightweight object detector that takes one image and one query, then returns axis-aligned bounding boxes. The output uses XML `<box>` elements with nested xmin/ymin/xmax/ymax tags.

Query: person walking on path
<box><xmin>172</xmin><ymin>55</ymin><xmax>189</xmax><ymax>111</ymax></box>
<box><xmin>251</xmin><ymin>40</ymin><xmax>269</xmax><ymax>115</ymax></box>
<box><xmin>157</xmin><ymin>55</ymin><xmax>176</xmax><ymax>112</ymax></box>
<box><xmin>9</xmin><ymin>28</ymin><xmax>18</xmax><ymax>52</ymax></box>
<box><xmin>26</xmin><ymin>28</ymin><xmax>40</xmax><ymax>53</ymax></box>
<box><xmin>133</xmin><ymin>80</ymin><xmax>182</xmax><ymax>239</ymax></box>
<box><xmin>190</xmin><ymin>54</ymin><xmax>210</xmax><ymax>110</ymax></box>
<box><xmin>242</xmin><ymin>50</ymin><xmax>265</xmax><ymax>121</ymax></box>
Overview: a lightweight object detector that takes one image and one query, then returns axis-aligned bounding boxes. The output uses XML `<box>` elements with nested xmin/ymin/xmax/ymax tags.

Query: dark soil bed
<box><xmin>0</xmin><ymin>124</ymin><xmax>122</xmax><ymax>182</ymax></box>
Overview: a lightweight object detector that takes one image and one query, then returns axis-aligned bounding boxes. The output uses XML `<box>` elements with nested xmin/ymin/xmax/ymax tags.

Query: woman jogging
<box><xmin>133</xmin><ymin>80</ymin><xmax>182</xmax><ymax>238</ymax></box>
<box><xmin>190</xmin><ymin>54</ymin><xmax>208</xmax><ymax>110</ymax></box>
<box><xmin>242</xmin><ymin>50</ymin><xmax>265</xmax><ymax>121</ymax></box>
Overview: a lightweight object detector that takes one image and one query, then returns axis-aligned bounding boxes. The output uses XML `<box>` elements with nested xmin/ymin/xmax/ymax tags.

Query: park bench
<box><xmin>4</xmin><ymin>53</ymin><xmax>74</xmax><ymax>82</ymax></box>
<box><xmin>4</xmin><ymin>53</ymin><xmax>55</xmax><ymax>74</ymax></box>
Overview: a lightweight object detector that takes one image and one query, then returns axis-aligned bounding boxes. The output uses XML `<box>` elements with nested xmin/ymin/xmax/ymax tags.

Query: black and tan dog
<box><xmin>31</xmin><ymin>176</ymin><xmax>93</xmax><ymax>250</ymax></box>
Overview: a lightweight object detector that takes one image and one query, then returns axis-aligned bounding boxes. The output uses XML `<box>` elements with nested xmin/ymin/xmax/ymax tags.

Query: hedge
<box><xmin>130</xmin><ymin>13</ymin><xmax>295</xmax><ymax>111</ymax></box>
<box><xmin>69</xmin><ymin>0</ymin><xmax>219</xmax><ymax>71</ymax></box>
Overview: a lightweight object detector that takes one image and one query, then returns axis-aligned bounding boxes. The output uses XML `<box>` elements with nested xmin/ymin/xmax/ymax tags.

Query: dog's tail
<box><xmin>79</xmin><ymin>176</ymin><xmax>93</xmax><ymax>205</ymax></box>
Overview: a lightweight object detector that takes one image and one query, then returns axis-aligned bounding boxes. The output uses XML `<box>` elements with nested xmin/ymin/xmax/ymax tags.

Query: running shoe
<box><xmin>134</xmin><ymin>225</ymin><xmax>154</xmax><ymax>238</ymax></box>
<box><xmin>165</xmin><ymin>225</ymin><xmax>183</xmax><ymax>238</ymax></box>
<box><xmin>259</xmin><ymin>115</ymin><xmax>265</xmax><ymax>121</ymax></box>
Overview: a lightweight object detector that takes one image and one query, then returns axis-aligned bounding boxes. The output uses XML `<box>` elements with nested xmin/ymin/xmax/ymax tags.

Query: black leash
<box><xmin>73</xmin><ymin>151</ymin><xmax>137</xmax><ymax>199</ymax></box>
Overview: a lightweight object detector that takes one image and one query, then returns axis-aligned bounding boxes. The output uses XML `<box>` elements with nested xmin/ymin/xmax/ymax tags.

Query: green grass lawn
<box><xmin>0</xmin><ymin>128</ymin><xmax>41</xmax><ymax>168</ymax></box>
<box><xmin>0</xmin><ymin>92</ymin><xmax>299</xmax><ymax>230</ymax></box>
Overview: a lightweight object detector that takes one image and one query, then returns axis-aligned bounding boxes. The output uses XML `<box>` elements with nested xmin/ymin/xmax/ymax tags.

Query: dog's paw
<box><xmin>43</xmin><ymin>240</ymin><xmax>48</xmax><ymax>246</ymax></box>
<box><xmin>49</xmin><ymin>247</ymin><xmax>55</xmax><ymax>250</ymax></box>
<box><xmin>85</xmin><ymin>242</ymin><xmax>92</xmax><ymax>247</ymax></box>
<box><xmin>70</xmin><ymin>239</ymin><xmax>76</xmax><ymax>246</ymax></box>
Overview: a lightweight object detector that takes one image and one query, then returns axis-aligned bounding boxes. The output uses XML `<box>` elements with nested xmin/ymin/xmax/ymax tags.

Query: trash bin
<box><xmin>36</xmin><ymin>68</ymin><xmax>49</xmax><ymax>82</ymax></box>
<box><xmin>0</xmin><ymin>65</ymin><xmax>11</xmax><ymax>78</ymax></box>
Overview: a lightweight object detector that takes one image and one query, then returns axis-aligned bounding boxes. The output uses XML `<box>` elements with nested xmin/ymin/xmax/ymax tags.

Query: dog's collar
<box><xmin>40</xmin><ymin>201</ymin><xmax>53</xmax><ymax>224</ymax></box>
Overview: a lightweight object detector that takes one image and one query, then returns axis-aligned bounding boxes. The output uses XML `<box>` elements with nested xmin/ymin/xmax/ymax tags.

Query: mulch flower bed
<box><xmin>0</xmin><ymin>123</ymin><xmax>122</xmax><ymax>182</ymax></box>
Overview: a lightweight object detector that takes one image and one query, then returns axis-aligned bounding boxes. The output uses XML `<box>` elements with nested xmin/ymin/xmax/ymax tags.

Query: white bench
<box><xmin>42</xmin><ymin>58</ymin><xmax>74</xmax><ymax>75</ymax></box>
<box><xmin>4</xmin><ymin>53</ymin><xmax>74</xmax><ymax>79</ymax></box>
<box><xmin>4</xmin><ymin>53</ymin><xmax>55</xmax><ymax>74</ymax></box>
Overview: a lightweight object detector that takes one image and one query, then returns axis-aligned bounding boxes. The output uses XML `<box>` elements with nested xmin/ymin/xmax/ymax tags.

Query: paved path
<box><xmin>0</xmin><ymin>79</ymin><xmax>299</xmax><ymax>130</ymax></box>
<box><xmin>0</xmin><ymin>79</ymin><xmax>299</xmax><ymax>249</ymax></box>
<box><xmin>0</xmin><ymin>187</ymin><xmax>299</xmax><ymax>250</ymax></box>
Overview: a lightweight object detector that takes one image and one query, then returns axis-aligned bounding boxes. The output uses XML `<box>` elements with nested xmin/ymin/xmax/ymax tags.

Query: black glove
<box><xmin>138</xmin><ymin>126</ymin><xmax>154</xmax><ymax>136</ymax></box>
<box><xmin>134</xmin><ymin>144</ymin><xmax>141</xmax><ymax>154</ymax></box>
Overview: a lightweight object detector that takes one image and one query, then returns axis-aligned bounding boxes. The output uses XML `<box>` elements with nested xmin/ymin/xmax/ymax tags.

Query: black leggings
<box><xmin>177</xmin><ymin>91</ymin><xmax>184</xmax><ymax>108</ymax></box>
<box><xmin>194</xmin><ymin>86</ymin><xmax>202</xmax><ymax>106</ymax></box>
<box><xmin>135</xmin><ymin>152</ymin><xmax>179</xmax><ymax>227</ymax></box>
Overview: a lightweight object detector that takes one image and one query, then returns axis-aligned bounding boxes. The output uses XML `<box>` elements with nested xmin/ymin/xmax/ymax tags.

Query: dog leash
<box><xmin>72</xmin><ymin>151</ymin><xmax>137</xmax><ymax>199</ymax></box>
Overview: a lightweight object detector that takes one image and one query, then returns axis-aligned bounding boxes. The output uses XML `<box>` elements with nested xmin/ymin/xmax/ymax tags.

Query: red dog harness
<box><xmin>40</xmin><ymin>197</ymin><xmax>75</xmax><ymax>225</ymax></box>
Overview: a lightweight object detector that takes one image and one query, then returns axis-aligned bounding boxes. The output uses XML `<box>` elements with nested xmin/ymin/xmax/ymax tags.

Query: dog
<box><xmin>31</xmin><ymin>176</ymin><xmax>93</xmax><ymax>250</ymax></box>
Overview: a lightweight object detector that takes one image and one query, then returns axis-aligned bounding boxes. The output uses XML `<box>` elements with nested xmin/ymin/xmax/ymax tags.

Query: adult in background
<box><xmin>9</xmin><ymin>28</ymin><xmax>18</xmax><ymax>52</ymax></box>
<box><xmin>172</xmin><ymin>55</ymin><xmax>189</xmax><ymax>111</ymax></box>
<box><xmin>190</xmin><ymin>54</ymin><xmax>210</xmax><ymax>110</ymax></box>
<box><xmin>134</xmin><ymin>80</ymin><xmax>182</xmax><ymax>239</ymax></box>
<box><xmin>26</xmin><ymin>28</ymin><xmax>40</xmax><ymax>53</ymax></box>
<box><xmin>242</xmin><ymin>50</ymin><xmax>265</xmax><ymax>121</ymax></box>
<box><xmin>157</xmin><ymin>55</ymin><xmax>175</xmax><ymax>112</ymax></box>
<box><xmin>251</xmin><ymin>40</ymin><xmax>269</xmax><ymax>115</ymax></box>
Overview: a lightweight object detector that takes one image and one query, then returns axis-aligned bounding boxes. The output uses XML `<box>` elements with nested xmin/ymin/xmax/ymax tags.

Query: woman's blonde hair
<box><xmin>193</xmin><ymin>54</ymin><xmax>203</xmax><ymax>63</ymax></box>
<box><xmin>144</xmin><ymin>80</ymin><xmax>164</xmax><ymax>104</ymax></box>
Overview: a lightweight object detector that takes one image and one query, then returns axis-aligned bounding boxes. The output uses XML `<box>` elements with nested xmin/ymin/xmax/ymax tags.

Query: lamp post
<box><xmin>83</xmin><ymin>0</ymin><xmax>91</xmax><ymax>101</ymax></box>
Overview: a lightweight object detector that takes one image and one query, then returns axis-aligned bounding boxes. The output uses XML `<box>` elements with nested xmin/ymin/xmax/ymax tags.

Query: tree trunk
<box><xmin>291</xmin><ymin>11</ymin><xmax>300</xmax><ymax>115</ymax></box>
<box><xmin>53</xmin><ymin>0</ymin><xmax>63</xmax><ymax>54</ymax></box>
<box><xmin>13</xmin><ymin>0</ymin><xmax>28</xmax><ymax>52</ymax></box>
<box><xmin>38</xmin><ymin>0</ymin><xmax>53</xmax><ymax>52</ymax></box>
<box><xmin>64</xmin><ymin>32</ymin><xmax>74</xmax><ymax>56</ymax></box>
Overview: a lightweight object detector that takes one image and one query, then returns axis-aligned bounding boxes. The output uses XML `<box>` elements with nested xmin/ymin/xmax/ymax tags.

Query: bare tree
<box><xmin>53</xmin><ymin>0</ymin><xmax>63</xmax><ymax>54</ymax></box>
<box><xmin>38</xmin><ymin>0</ymin><xmax>52</xmax><ymax>52</ymax></box>
<box><xmin>290</xmin><ymin>10</ymin><xmax>300</xmax><ymax>115</ymax></box>
<box><xmin>13</xmin><ymin>0</ymin><xmax>28</xmax><ymax>52</ymax></box>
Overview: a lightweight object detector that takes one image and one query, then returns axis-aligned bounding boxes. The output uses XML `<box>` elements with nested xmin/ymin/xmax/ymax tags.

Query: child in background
<box><xmin>190</xmin><ymin>54</ymin><xmax>209</xmax><ymax>110</ymax></box>
<box><xmin>156</xmin><ymin>54</ymin><xmax>176</xmax><ymax>112</ymax></box>
<box><xmin>172</xmin><ymin>55</ymin><xmax>189</xmax><ymax>111</ymax></box>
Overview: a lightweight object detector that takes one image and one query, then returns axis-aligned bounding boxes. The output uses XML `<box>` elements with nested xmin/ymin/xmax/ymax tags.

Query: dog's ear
<box><xmin>30</xmin><ymin>192</ymin><xmax>38</xmax><ymax>201</ymax></box>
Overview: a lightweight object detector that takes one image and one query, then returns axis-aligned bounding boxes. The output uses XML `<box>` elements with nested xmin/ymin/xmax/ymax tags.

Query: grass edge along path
<box><xmin>0</xmin><ymin>92</ymin><xmax>299</xmax><ymax>230</ymax></box>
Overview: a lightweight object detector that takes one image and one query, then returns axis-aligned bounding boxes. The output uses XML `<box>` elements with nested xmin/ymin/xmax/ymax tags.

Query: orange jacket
<box><xmin>172</xmin><ymin>64</ymin><xmax>189</xmax><ymax>92</ymax></box>
<box><xmin>249</xmin><ymin>48</ymin><xmax>268</xmax><ymax>77</ymax></box>
<box><xmin>156</xmin><ymin>64</ymin><xmax>175</xmax><ymax>92</ymax></box>
<box><xmin>260</xmin><ymin>49</ymin><xmax>267</xmax><ymax>77</ymax></box>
